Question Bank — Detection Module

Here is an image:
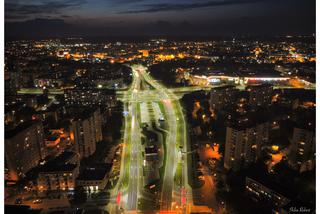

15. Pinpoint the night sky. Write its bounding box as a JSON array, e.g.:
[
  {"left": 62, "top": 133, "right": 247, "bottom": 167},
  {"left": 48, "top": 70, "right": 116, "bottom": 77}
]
[{"left": 5, "top": 0, "right": 316, "bottom": 39}]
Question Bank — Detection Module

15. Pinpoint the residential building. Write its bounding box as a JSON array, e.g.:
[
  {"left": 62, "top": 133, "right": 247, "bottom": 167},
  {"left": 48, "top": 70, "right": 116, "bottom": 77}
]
[
  {"left": 69, "top": 108, "right": 103, "bottom": 159},
  {"left": 5, "top": 121, "right": 46, "bottom": 181},
  {"left": 246, "top": 84, "right": 273, "bottom": 107},
  {"left": 224, "top": 121, "right": 269, "bottom": 171},
  {"left": 210, "top": 85, "right": 238, "bottom": 111},
  {"left": 288, "top": 127, "right": 315, "bottom": 172},
  {"left": 37, "top": 151, "right": 79, "bottom": 192},
  {"left": 37, "top": 164, "right": 79, "bottom": 192},
  {"left": 76, "top": 164, "right": 112, "bottom": 193},
  {"left": 245, "top": 177, "right": 291, "bottom": 209},
  {"left": 64, "top": 88, "right": 116, "bottom": 107}
]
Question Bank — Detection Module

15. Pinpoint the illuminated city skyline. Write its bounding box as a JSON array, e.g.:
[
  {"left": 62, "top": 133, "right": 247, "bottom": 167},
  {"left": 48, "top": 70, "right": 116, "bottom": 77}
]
[{"left": 4, "top": 1, "right": 316, "bottom": 214}]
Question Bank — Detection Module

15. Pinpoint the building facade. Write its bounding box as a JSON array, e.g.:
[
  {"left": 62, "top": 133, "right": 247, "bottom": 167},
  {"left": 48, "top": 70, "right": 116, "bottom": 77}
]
[
  {"left": 288, "top": 127, "right": 315, "bottom": 172},
  {"left": 245, "top": 177, "right": 290, "bottom": 208},
  {"left": 70, "top": 109, "right": 103, "bottom": 159},
  {"left": 210, "top": 85, "right": 238, "bottom": 111},
  {"left": 224, "top": 122, "right": 269, "bottom": 171},
  {"left": 76, "top": 164, "right": 112, "bottom": 193},
  {"left": 37, "top": 164, "right": 79, "bottom": 192},
  {"left": 64, "top": 88, "right": 117, "bottom": 107},
  {"left": 5, "top": 121, "right": 46, "bottom": 181},
  {"left": 247, "top": 84, "right": 273, "bottom": 107}
]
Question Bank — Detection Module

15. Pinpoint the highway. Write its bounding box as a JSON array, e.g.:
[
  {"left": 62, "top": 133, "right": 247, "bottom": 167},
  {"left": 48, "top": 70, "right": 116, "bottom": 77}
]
[
  {"left": 109, "top": 64, "right": 192, "bottom": 213},
  {"left": 126, "top": 71, "right": 142, "bottom": 211},
  {"left": 138, "top": 65, "right": 193, "bottom": 212},
  {"left": 139, "top": 70, "right": 178, "bottom": 211},
  {"left": 108, "top": 68, "right": 142, "bottom": 213}
]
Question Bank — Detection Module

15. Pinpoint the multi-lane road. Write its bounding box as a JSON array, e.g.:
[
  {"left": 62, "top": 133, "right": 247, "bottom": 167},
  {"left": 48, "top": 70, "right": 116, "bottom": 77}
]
[
  {"left": 139, "top": 66, "right": 193, "bottom": 212},
  {"left": 140, "top": 69, "right": 178, "bottom": 211},
  {"left": 108, "top": 67, "right": 142, "bottom": 213},
  {"left": 108, "top": 64, "right": 192, "bottom": 213},
  {"left": 126, "top": 68, "right": 143, "bottom": 211}
]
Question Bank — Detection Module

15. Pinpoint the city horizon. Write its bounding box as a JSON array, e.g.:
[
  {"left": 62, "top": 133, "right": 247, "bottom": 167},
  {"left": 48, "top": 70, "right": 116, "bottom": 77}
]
[{"left": 4, "top": 1, "right": 316, "bottom": 214}]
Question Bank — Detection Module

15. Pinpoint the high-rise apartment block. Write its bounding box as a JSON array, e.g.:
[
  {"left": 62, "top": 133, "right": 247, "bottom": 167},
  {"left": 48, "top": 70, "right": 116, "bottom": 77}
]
[
  {"left": 69, "top": 108, "right": 103, "bottom": 159},
  {"left": 288, "top": 127, "right": 315, "bottom": 172},
  {"left": 224, "top": 122, "right": 269, "bottom": 171},
  {"left": 210, "top": 85, "right": 238, "bottom": 111},
  {"left": 247, "top": 84, "right": 273, "bottom": 107},
  {"left": 64, "top": 88, "right": 116, "bottom": 107},
  {"left": 5, "top": 121, "right": 46, "bottom": 181}
]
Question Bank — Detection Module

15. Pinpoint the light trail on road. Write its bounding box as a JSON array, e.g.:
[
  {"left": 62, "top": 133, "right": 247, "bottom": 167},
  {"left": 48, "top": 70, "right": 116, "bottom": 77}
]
[
  {"left": 109, "top": 64, "right": 192, "bottom": 213},
  {"left": 108, "top": 67, "right": 142, "bottom": 213},
  {"left": 136, "top": 65, "right": 193, "bottom": 213}
]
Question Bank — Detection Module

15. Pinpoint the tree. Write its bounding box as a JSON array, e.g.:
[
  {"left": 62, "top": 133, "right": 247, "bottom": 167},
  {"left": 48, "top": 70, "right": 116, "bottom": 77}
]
[{"left": 72, "top": 186, "right": 87, "bottom": 205}]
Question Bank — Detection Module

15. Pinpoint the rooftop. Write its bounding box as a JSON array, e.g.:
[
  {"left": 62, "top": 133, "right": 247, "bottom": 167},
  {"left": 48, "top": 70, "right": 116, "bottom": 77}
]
[
  {"left": 77, "top": 164, "right": 112, "bottom": 180},
  {"left": 66, "top": 107, "right": 100, "bottom": 120},
  {"left": 38, "top": 163, "right": 77, "bottom": 173},
  {"left": 5, "top": 120, "right": 41, "bottom": 139},
  {"left": 51, "top": 151, "right": 77, "bottom": 164},
  {"left": 226, "top": 108, "right": 269, "bottom": 130}
]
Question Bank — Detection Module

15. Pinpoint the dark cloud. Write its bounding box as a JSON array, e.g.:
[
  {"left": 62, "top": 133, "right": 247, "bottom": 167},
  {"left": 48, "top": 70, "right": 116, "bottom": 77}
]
[
  {"left": 119, "top": 0, "right": 264, "bottom": 14},
  {"left": 111, "top": 0, "right": 147, "bottom": 4},
  {"left": 5, "top": 18, "right": 195, "bottom": 39},
  {"left": 5, "top": 13, "right": 28, "bottom": 20},
  {"left": 5, "top": 18, "right": 73, "bottom": 39},
  {"left": 60, "top": 15, "right": 73, "bottom": 18},
  {"left": 5, "top": 0, "right": 86, "bottom": 20},
  {"left": 4, "top": 0, "right": 315, "bottom": 38}
]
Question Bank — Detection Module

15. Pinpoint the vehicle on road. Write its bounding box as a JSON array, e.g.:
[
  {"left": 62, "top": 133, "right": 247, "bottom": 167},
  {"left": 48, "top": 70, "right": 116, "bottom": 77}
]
[
  {"left": 33, "top": 199, "right": 42, "bottom": 204},
  {"left": 15, "top": 198, "right": 22, "bottom": 204}
]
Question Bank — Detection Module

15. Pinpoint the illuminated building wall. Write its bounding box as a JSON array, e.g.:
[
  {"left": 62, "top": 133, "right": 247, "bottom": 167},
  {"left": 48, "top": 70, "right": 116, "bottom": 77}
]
[
  {"left": 34, "top": 78, "right": 63, "bottom": 88},
  {"left": 210, "top": 85, "right": 238, "bottom": 111},
  {"left": 56, "top": 50, "right": 69, "bottom": 58},
  {"left": 76, "top": 166, "right": 111, "bottom": 192},
  {"left": 139, "top": 50, "right": 149, "bottom": 57},
  {"left": 69, "top": 109, "right": 102, "bottom": 159},
  {"left": 37, "top": 164, "right": 79, "bottom": 192},
  {"left": 245, "top": 177, "right": 290, "bottom": 208},
  {"left": 224, "top": 122, "right": 269, "bottom": 171},
  {"left": 5, "top": 121, "right": 46, "bottom": 181},
  {"left": 92, "top": 52, "right": 107, "bottom": 59},
  {"left": 188, "top": 75, "right": 210, "bottom": 86},
  {"left": 289, "top": 127, "right": 315, "bottom": 172},
  {"left": 155, "top": 54, "right": 175, "bottom": 61},
  {"left": 247, "top": 84, "right": 273, "bottom": 107},
  {"left": 64, "top": 88, "right": 117, "bottom": 107}
]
